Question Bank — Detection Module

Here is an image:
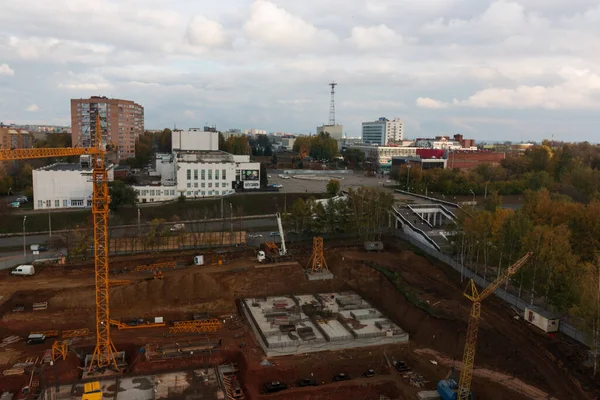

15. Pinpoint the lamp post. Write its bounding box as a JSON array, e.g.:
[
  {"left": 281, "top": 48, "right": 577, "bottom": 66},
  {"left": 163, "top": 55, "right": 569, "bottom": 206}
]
[
  {"left": 229, "top": 203, "right": 233, "bottom": 237},
  {"left": 22, "top": 216, "right": 27, "bottom": 259},
  {"left": 137, "top": 208, "right": 141, "bottom": 234},
  {"left": 7, "top": 187, "right": 12, "bottom": 197},
  {"left": 469, "top": 189, "right": 475, "bottom": 208},
  {"left": 406, "top": 164, "right": 411, "bottom": 191}
]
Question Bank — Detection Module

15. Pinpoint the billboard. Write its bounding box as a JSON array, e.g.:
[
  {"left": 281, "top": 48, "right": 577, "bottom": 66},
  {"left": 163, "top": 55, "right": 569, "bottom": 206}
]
[
  {"left": 244, "top": 181, "right": 260, "bottom": 189},
  {"left": 241, "top": 170, "right": 259, "bottom": 181}
]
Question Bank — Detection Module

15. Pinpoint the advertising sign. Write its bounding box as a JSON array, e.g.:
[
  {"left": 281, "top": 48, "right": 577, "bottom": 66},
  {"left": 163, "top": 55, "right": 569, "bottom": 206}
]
[
  {"left": 241, "top": 170, "right": 259, "bottom": 181},
  {"left": 244, "top": 181, "right": 260, "bottom": 189}
]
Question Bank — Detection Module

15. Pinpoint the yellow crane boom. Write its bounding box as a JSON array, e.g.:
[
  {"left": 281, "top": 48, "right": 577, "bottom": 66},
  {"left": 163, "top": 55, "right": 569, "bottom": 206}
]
[
  {"left": 0, "top": 115, "right": 119, "bottom": 372},
  {"left": 457, "top": 251, "right": 532, "bottom": 399}
]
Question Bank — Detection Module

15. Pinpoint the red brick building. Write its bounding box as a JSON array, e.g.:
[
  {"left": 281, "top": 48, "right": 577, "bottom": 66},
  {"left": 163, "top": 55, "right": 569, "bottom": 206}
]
[{"left": 447, "top": 150, "right": 505, "bottom": 170}]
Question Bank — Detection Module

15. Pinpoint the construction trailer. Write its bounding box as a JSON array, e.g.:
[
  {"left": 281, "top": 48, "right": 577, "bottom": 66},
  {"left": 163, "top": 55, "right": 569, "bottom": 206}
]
[{"left": 524, "top": 306, "right": 560, "bottom": 333}]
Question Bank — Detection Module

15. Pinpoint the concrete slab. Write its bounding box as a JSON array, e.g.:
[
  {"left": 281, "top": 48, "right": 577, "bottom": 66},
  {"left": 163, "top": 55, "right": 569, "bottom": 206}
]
[{"left": 305, "top": 270, "right": 334, "bottom": 281}]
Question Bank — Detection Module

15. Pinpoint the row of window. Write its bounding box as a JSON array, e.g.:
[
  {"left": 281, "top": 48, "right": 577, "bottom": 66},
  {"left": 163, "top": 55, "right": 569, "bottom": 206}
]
[
  {"left": 186, "top": 169, "right": 227, "bottom": 181},
  {"left": 185, "top": 190, "right": 232, "bottom": 197},
  {"left": 136, "top": 189, "right": 177, "bottom": 197},
  {"left": 186, "top": 182, "right": 228, "bottom": 189},
  {"left": 36, "top": 199, "right": 88, "bottom": 208}
]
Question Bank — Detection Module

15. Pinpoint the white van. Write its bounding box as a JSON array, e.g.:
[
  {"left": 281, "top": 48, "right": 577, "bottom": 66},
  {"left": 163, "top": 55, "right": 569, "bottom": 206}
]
[
  {"left": 12, "top": 265, "right": 35, "bottom": 276},
  {"left": 170, "top": 223, "right": 185, "bottom": 232}
]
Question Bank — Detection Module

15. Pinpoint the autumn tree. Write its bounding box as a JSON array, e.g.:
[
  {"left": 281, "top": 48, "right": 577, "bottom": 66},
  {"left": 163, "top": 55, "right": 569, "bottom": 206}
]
[{"left": 326, "top": 179, "right": 340, "bottom": 197}]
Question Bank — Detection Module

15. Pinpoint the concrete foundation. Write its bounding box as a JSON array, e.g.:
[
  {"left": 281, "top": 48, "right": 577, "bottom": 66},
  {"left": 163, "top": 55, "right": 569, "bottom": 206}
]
[
  {"left": 242, "top": 291, "right": 409, "bottom": 357},
  {"left": 305, "top": 270, "right": 334, "bottom": 281}
]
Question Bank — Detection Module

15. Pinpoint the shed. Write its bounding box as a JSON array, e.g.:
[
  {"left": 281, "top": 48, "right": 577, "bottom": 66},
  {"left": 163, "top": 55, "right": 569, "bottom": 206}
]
[{"left": 524, "top": 306, "right": 560, "bottom": 333}]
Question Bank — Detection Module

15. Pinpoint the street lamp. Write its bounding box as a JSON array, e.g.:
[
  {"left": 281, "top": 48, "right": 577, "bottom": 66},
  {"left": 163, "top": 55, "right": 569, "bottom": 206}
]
[
  {"left": 137, "top": 208, "right": 141, "bottom": 234},
  {"left": 7, "top": 187, "right": 12, "bottom": 197},
  {"left": 229, "top": 203, "right": 234, "bottom": 240},
  {"left": 22, "top": 216, "right": 27, "bottom": 259},
  {"left": 484, "top": 181, "right": 490, "bottom": 199},
  {"left": 406, "top": 164, "right": 411, "bottom": 191},
  {"left": 469, "top": 189, "right": 475, "bottom": 208}
]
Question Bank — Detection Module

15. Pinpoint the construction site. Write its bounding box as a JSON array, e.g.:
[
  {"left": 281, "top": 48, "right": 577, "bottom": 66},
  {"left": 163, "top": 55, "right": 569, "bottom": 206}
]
[{"left": 1, "top": 121, "right": 600, "bottom": 400}]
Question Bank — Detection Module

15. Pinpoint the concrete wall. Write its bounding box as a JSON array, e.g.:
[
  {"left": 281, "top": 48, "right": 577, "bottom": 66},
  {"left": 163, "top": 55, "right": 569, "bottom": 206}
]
[
  {"left": 172, "top": 129, "right": 219, "bottom": 151},
  {"left": 133, "top": 185, "right": 178, "bottom": 203}
]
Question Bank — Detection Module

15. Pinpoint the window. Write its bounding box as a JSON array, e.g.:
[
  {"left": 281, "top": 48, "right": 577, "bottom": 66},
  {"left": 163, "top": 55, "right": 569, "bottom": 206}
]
[
  {"left": 208, "top": 190, "right": 213, "bottom": 195},
  {"left": 72, "top": 199, "right": 84, "bottom": 207},
  {"left": 46, "top": 200, "right": 51, "bottom": 208},
  {"left": 215, "top": 190, "right": 219, "bottom": 195},
  {"left": 201, "top": 169, "right": 205, "bottom": 180},
  {"left": 157, "top": 190, "right": 162, "bottom": 196},
  {"left": 215, "top": 169, "right": 219, "bottom": 180},
  {"left": 55, "top": 200, "right": 60, "bottom": 208},
  {"left": 222, "top": 169, "right": 226, "bottom": 180},
  {"left": 187, "top": 169, "right": 191, "bottom": 180},
  {"left": 194, "top": 169, "right": 198, "bottom": 180},
  {"left": 194, "top": 182, "right": 198, "bottom": 188},
  {"left": 38, "top": 200, "right": 43, "bottom": 208},
  {"left": 63, "top": 199, "right": 68, "bottom": 207},
  {"left": 187, "top": 183, "right": 191, "bottom": 188},
  {"left": 142, "top": 190, "right": 148, "bottom": 195},
  {"left": 194, "top": 191, "right": 198, "bottom": 196},
  {"left": 150, "top": 190, "right": 155, "bottom": 196},
  {"left": 208, "top": 183, "right": 212, "bottom": 188},
  {"left": 201, "top": 191, "right": 206, "bottom": 196},
  {"left": 201, "top": 183, "right": 205, "bottom": 188},
  {"left": 215, "top": 183, "right": 219, "bottom": 188},
  {"left": 222, "top": 183, "right": 227, "bottom": 188},
  {"left": 187, "top": 191, "right": 192, "bottom": 196},
  {"left": 208, "top": 169, "right": 213, "bottom": 179}
]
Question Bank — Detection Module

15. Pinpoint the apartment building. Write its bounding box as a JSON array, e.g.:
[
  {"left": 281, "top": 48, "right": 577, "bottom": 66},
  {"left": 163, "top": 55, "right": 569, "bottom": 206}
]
[
  {"left": 361, "top": 118, "right": 403, "bottom": 145},
  {"left": 70, "top": 96, "right": 144, "bottom": 160}
]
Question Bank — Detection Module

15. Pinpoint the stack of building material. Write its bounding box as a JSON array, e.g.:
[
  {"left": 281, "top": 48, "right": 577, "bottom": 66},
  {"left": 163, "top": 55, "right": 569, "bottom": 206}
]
[
  {"left": 2, "top": 368, "right": 24, "bottom": 376},
  {"left": 297, "top": 326, "right": 316, "bottom": 341},
  {"left": 417, "top": 391, "right": 440, "bottom": 399},
  {"left": 272, "top": 299, "right": 289, "bottom": 309},
  {"left": 33, "top": 302, "right": 48, "bottom": 311},
  {"left": 279, "top": 325, "right": 296, "bottom": 333},
  {"left": 0, "top": 336, "right": 21, "bottom": 348}
]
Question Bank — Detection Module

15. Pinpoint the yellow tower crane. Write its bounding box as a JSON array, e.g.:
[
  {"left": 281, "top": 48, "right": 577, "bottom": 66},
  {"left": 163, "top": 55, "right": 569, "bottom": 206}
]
[
  {"left": 443, "top": 251, "right": 532, "bottom": 400},
  {"left": 0, "top": 115, "right": 119, "bottom": 372}
]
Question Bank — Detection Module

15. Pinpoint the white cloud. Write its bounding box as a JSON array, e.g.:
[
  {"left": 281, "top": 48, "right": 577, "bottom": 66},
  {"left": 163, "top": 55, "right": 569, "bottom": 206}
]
[
  {"left": 58, "top": 82, "right": 113, "bottom": 91},
  {"left": 0, "top": 63, "right": 14, "bottom": 76},
  {"left": 186, "top": 16, "right": 229, "bottom": 48},
  {"left": 26, "top": 104, "right": 39, "bottom": 112},
  {"left": 416, "top": 97, "right": 448, "bottom": 109},
  {"left": 244, "top": 0, "right": 337, "bottom": 50},
  {"left": 351, "top": 25, "right": 402, "bottom": 51}
]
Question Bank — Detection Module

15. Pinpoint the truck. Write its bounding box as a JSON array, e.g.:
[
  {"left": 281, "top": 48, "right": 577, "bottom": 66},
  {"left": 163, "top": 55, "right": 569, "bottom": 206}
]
[
  {"left": 170, "top": 223, "right": 185, "bottom": 232},
  {"left": 30, "top": 244, "right": 47, "bottom": 252},
  {"left": 193, "top": 255, "right": 204, "bottom": 266},
  {"left": 257, "top": 213, "right": 292, "bottom": 263},
  {"left": 11, "top": 265, "right": 35, "bottom": 276}
]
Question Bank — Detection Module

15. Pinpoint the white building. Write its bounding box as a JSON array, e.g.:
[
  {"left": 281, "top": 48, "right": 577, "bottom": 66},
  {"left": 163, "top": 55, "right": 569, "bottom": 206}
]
[
  {"left": 172, "top": 128, "right": 219, "bottom": 151},
  {"left": 133, "top": 129, "right": 261, "bottom": 203},
  {"left": 33, "top": 156, "right": 114, "bottom": 210},
  {"left": 415, "top": 138, "right": 461, "bottom": 150},
  {"left": 362, "top": 118, "right": 404, "bottom": 145},
  {"left": 245, "top": 128, "right": 267, "bottom": 135},
  {"left": 280, "top": 137, "right": 296, "bottom": 150}
]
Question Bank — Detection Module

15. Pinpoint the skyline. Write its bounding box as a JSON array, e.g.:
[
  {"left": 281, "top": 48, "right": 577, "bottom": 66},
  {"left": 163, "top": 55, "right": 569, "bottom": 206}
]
[{"left": 1, "top": 0, "right": 599, "bottom": 142}]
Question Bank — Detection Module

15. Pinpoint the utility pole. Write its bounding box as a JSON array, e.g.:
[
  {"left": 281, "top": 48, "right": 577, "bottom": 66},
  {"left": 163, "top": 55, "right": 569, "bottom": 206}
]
[
  {"left": 22, "top": 216, "right": 27, "bottom": 259},
  {"left": 48, "top": 211, "right": 52, "bottom": 237},
  {"left": 137, "top": 208, "right": 141, "bottom": 234},
  {"left": 229, "top": 203, "right": 233, "bottom": 238},
  {"left": 406, "top": 164, "right": 411, "bottom": 191},
  {"left": 469, "top": 189, "right": 475, "bottom": 208}
]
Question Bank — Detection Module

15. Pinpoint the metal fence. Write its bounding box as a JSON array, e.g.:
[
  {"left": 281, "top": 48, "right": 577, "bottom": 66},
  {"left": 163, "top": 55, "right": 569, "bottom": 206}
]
[{"left": 395, "top": 231, "right": 589, "bottom": 347}]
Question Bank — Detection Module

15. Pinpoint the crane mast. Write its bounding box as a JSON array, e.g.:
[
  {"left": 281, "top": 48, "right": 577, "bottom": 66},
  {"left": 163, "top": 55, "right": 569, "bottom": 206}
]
[
  {"left": 456, "top": 252, "right": 532, "bottom": 399},
  {"left": 0, "top": 114, "right": 119, "bottom": 372}
]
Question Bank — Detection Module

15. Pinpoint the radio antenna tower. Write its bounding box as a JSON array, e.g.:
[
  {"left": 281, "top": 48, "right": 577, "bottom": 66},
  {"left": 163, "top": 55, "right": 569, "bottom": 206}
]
[{"left": 329, "top": 81, "right": 337, "bottom": 125}]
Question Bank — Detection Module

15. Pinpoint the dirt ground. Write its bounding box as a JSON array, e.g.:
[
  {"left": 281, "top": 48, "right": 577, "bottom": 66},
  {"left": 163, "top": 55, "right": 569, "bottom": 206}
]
[{"left": 0, "top": 241, "right": 598, "bottom": 399}]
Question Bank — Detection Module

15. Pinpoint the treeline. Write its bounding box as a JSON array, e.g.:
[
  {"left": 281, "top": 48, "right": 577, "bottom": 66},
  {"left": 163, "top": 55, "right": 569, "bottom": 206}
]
[
  {"left": 393, "top": 142, "right": 600, "bottom": 202},
  {"left": 286, "top": 187, "right": 393, "bottom": 241},
  {"left": 292, "top": 132, "right": 339, "bottom": 161},
  {"left": 126, "top": 129, "right": 172, "bottom": 168},
  {"left": 451, "top": 188, "right": 600, "bottom": 342}
]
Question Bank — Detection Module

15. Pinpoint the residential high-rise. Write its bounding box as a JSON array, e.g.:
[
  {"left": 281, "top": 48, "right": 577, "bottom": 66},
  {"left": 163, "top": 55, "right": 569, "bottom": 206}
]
[
  {"left": 70, "top": 96, "right": 144, "bottom": 160},
  {"left": 361, "top": 117, "right": 404, "bottom": 145}
]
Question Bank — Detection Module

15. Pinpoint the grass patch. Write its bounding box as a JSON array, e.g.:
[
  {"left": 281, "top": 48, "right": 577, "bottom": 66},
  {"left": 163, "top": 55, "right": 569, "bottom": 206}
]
[{"left": 364, "top": 260, "right": 442, "bottom": 317}]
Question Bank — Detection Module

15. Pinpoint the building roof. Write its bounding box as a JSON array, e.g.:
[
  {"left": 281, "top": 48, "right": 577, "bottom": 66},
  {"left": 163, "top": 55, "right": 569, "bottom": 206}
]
[
  {"left": 175, "top": 150, "right": 235, "bottom": 163},
  {"left": 527, "top": 305, "right": 560, "bottom": 320},
  {"left": 38, "top": 162, "right": 114, "bottom": 172}
]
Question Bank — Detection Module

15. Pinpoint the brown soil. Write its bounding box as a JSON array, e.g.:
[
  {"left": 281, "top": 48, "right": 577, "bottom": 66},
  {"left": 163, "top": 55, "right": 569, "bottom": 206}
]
[{"left": 0, "top": 242, "right": 597, "bottom": 400}]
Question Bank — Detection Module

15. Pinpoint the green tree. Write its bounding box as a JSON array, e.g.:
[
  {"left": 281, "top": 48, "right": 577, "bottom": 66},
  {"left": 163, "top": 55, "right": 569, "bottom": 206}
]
[
  {"left": 343, "top": 148, "right": 365, "bottom": 168},
  {"left": 309, "top": 132, "right": 338, "bottom": 161},
  {"left": 224, "top": 136, "right": 251, "bottom": 155},
  {"left": 108, "top": 180, "right": 138, "bottom": 211},
  {"left": 260, "top": 163, "right": 268, "bottom": 188},
  {"left": 326, "top": 179, "right": 340, "bottom": 197},
  {"left": 293, "top": 136, "right": 311, "bottom": 158}
]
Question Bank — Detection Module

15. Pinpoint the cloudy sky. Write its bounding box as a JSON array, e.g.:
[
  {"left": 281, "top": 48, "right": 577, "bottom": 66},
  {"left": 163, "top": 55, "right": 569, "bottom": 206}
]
[{"left": 1, "top": 0, "right": 599, "bottom": 142}]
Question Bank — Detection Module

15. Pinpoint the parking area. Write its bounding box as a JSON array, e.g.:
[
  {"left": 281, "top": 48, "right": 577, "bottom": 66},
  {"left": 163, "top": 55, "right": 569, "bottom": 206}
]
[{"left": 267, "top": 172, "right": 394, "bottom": 194}]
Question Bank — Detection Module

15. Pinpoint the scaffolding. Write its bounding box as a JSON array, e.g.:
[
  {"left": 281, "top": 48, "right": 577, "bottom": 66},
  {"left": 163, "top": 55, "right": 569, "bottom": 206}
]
[
  {"left": 135, "top": 261, "right": 177, "bottom": 272},
  {"left": 306, "top": 237, "right": 329, "bottom": 274},
  {"left": 52, "top": 340, "right": 69, "bottom": 361}
]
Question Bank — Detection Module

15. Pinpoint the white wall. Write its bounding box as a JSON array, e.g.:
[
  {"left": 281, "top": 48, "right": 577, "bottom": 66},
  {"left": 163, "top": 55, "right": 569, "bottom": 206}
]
[
  {"left": 133, "top": 185, "right": 178, "bottom": 203},
  {"left": 176, "top": 161, "right": 236, "bottom": 198},
  {"left": 33, "top": 165, "right": 114, "bottom": 210},
  {"left": 172, "top": 129, "right": 219, "bottom": 151},
  {"left": 155, "top": 154, "right": 175, "bottom": 184}
]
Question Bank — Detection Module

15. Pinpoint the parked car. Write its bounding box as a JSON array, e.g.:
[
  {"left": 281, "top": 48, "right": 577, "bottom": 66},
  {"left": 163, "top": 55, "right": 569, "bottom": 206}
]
[
  {"left": 297, "top": 378, "right": 317, "bottom": 387},
  {"left": 9, "top": 201, "right": 20, "bottom": 208},
  {"left": 170, "top": 223, "right": 185, "bottom": 232},
  {"left": 333, "top": 373, "right": 351, "bottom": 382},
  {"left": 263, "top": 381, "right": 287, "bottom": 393},
  {"left": 248, "top": 233, "right": 263, "bottom": 239},
  {"left": 16, "top": 196, "right": 28, "bottom": 203},
  {"left": 27, "top": 333, "right": 46, "bottom": 345},
  {"left": 269, "top": 232, "right": 280, "bottom": 237},
  {"left": 30, "top": 244, "right": 47, "bottom": 252},
  {"left": 363, "top": 369, "right": 376, "bottom": 378}
]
